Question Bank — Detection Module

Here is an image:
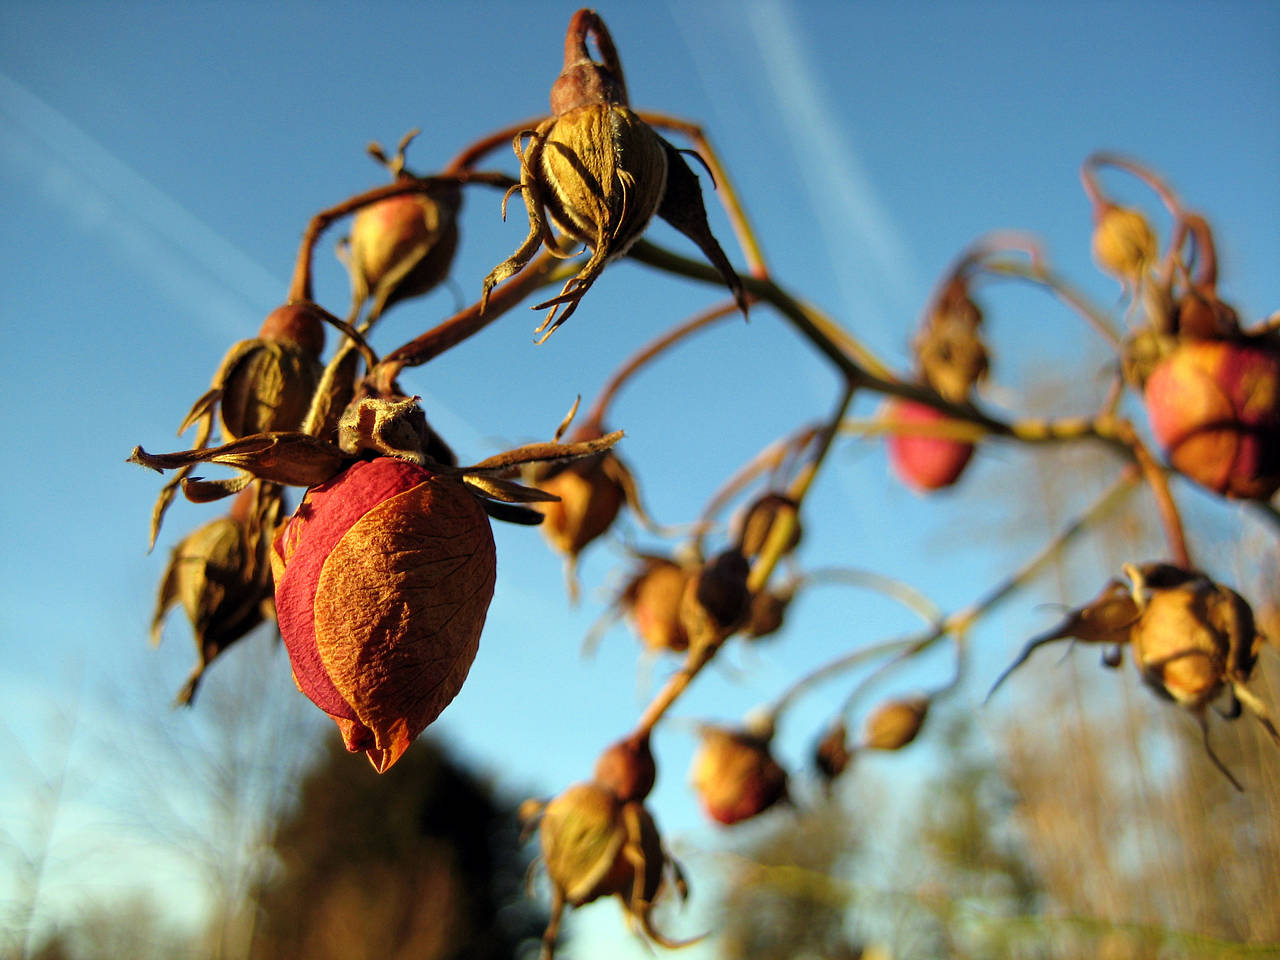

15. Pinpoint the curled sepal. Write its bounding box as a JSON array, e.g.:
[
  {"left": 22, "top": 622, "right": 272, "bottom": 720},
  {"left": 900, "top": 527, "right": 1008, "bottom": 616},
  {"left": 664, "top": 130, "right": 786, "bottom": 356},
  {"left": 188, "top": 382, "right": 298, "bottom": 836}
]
[
  {"left": 151, "top": 484, "right": 281, "bottom": 705},
  {"left": 128, "top": 432, "right": 348, "bottom": 492}
]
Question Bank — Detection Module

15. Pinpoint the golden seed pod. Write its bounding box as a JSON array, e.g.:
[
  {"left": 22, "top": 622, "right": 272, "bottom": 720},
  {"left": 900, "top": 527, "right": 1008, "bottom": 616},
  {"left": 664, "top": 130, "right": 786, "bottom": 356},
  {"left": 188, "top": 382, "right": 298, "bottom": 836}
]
[
  {"left": 861, "top": 695, "right": 930, "bottom": 751},
  {"left": 1092, "top": 204, "right": 1157, "bottom": 285},
  {"left": 690, "top": 726, "right": 789, "bottom": 825},
  {"left": 623, "top": 557, "right": 692, "bottom": 654}
]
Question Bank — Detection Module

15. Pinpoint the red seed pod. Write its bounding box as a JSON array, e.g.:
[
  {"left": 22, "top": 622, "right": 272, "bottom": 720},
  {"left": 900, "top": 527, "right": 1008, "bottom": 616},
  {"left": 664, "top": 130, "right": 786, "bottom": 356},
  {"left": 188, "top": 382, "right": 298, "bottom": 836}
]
[
  {"left": 690, "top": 725, "right": 788, "bottom": 825},
  {"left": 884, "top": 400, "right": 975, "bottom": 492},
  {"left": 1143, "top": 336, "right": 1280, "bottom": 500},
  {"left": 593, "top": 732, "right": 656, "bottom": 803},
  {"left": 271, "top": 457, "right": 496, "bottom": 772}
]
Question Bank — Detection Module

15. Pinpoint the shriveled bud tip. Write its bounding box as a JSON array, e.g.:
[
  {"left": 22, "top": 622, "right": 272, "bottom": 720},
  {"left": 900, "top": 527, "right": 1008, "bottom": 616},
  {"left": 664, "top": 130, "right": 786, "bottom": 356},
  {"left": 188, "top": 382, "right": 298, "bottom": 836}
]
[
  {"left": 1092, "top": 205, "right": 1157, "bottom": 284},
  {"left": 594, "top": 733, "right": 656, "bottom": 803},
  {"left": 551, "top": 9, "right": 628, "bottom": 114},
  {"left": 861, "top": 696, "right": 930, "bottom": 751}
]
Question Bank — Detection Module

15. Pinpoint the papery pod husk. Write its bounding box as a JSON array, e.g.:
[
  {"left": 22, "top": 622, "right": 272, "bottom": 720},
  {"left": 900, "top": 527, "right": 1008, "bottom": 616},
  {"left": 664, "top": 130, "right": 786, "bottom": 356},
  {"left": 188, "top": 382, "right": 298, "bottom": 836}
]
[
  {"left": 737, "top": 493, "right": 801, "bottom": 560},
  {"left": 1128, "top": 574, "right": 1245, "bottom": 708},
  {"left": 1143, "top": 335, "right": 1280, "bottom": 500},
  {"left": 151, "top": 484, "right": 280, "bottom": 704},
  {"left": 348, "top": 182, "right": 462, "bottom": 319},
  {"left": 1093, "top": 204, "right": 1157, "bottom": 285},
  {"left": 215, "top": 303, "right": 327, "bottom": 442},
  {"left": 679, "top": 548, "right": 751, "bottom": 649},
  {"left": 690, "top": 726, "right": 788, "bottom": 825},
  {"left": 272, "top": 457, "right": 495, "bottom": 772},
  {"left": 624, "top": 557, "right": 692, "bottom": 653},
  {"left": 540, "top": 782, "right": 629, "bottom": 906},
  {"left": 861, "top": 696, "right": 929, "bottom": 751}
]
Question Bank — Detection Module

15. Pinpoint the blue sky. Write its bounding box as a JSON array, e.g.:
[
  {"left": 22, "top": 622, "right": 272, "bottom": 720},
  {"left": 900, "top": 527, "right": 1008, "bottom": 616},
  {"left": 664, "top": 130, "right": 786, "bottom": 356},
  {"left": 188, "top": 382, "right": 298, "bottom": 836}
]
[{"left": 2, "top": 1, "right": 1278, "bottom": 956}]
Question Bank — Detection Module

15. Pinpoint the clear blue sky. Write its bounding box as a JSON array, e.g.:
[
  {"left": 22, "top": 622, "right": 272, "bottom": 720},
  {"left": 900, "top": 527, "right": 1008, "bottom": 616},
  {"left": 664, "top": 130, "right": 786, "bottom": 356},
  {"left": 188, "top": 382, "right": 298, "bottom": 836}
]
[{"left": 2, "top": 1, "right": 1278, "bottom": 955}]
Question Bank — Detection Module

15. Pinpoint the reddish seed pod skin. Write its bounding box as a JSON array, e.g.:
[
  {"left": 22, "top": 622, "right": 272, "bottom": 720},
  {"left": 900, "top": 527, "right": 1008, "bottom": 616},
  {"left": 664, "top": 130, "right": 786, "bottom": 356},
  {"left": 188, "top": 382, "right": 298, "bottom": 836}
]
[
  {"left": 690, "top": 727, "right": 788, "bottom": 826},
  {"left": 272, "top": 457, "right": 496, "bottom": 772},
  {"left": 885, "top": 400, "right": 975, "bottom": 492},
  {"left": 1144, "top": 338, "right": 1280, "bottom": 500}
]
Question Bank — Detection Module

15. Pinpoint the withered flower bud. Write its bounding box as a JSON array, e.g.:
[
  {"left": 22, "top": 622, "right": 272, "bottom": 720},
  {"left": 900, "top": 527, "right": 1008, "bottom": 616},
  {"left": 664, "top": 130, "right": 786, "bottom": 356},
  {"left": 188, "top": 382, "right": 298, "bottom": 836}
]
[
  {"left": 348, "top": 180, "right": 462, "bottom": 319},
  {"left": 690, "top": 724, "right": 789, "bottom": 825},
  {"left": 213, "top": 303, "right": 326, "bottom": 442},
  {"left": 593, "top": 732, "right": 656, "bottom": 803},
  {"left": 736, "top": 492, "right": 802, "bottom": 560},
  {"left": 483, "top": 9, "right": 743, "bottom": 341},
  {"left": 813, "top": 722, "right": 853, "bottom": 784},
  {"left": 1092, "top": 204, "right": 1157, "bottom": 286},
  {"left": 861, "top": 695, "right": 929, "bottom": 751},
  {"left": 151, "top": 485, "right": 278, "bottom": 704},
  {"left": 884, "top": 400, "right": 975, "bottom": 492},
  {"left": 680, "top": 548, "right": 752, "bottom": 649},
  {"left": 271, "top": 457, "right": 496, "bottom": 772},
  {"left": 914, "top": 275, "right": 989, "bottom": 403},
  {"left": 622, "top": 556, "right": 692, "bottom": 654},
  {"left": 1143, "top": 333, "right": 1280, "bottom": 499},
  {"left": 537, "top": 782, "right": 692, "bottom": 957}
]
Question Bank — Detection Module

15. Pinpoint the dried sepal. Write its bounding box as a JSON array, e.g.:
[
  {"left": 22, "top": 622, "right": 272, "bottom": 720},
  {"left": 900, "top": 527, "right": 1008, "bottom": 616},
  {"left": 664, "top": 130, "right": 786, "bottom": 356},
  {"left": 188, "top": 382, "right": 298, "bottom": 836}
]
[
  {"left": 151, "top": 484, "right": 281, "bottom": 704},
  {"left": 129, "top": 432, "right": 348, "bottom": 491}
]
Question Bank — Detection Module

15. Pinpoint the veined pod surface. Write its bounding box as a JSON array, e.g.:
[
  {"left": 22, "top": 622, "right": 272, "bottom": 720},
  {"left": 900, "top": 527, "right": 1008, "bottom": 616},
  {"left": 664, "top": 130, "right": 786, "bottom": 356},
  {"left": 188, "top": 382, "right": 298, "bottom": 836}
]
[{"left": 272, "top": 457, "right": 496, "bottom": 772}]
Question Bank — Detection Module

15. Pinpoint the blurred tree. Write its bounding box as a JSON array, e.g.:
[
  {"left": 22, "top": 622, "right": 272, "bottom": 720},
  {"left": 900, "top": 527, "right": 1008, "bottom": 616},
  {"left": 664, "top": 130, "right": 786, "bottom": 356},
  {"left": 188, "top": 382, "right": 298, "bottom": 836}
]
[{"left": 246, "top": 737, "right": 545, "bottom": 960}]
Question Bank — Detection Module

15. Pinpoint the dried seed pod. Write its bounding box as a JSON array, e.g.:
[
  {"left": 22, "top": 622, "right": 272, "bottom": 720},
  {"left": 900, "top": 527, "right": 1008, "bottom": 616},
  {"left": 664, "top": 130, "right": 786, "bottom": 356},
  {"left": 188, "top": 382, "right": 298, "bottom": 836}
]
[
  {"left": 532, "top": 422, "right": 629, "bottom": 562},
  {"left": 1143, "top": 334, "right": 1280, "bottom": 499},
  {"left": 813, "top": 722, "right": 853, "bottom": 784},
  {"left": 861, "top": 695, "right": 930, "bottom": 751},
  {"left": 151, "top": 485, "right": 279, "bottom": 704},
  {"left": 622, "top": 556, "right": 691, "bottom": 654},
  {"left": 537, "top": 782, "right": 692, "bottom": 958},
  {"left": 680, "top": 548, "right": 751, "bottom": 649},
  {"left": 348, "top": 180, "right": 462, "bottom": 319},
  {"left": 914, "top": 275, "right": 989, "bottom": 403},
  {"left": 271, "top": 457, "right": 495, "bottom": 772},
  {"left": 1092, "top": 204, "right": 1157, "bottom": 286},
  {"left": 884, "top": 400, "right": 975, "bottom": 492},
  {"left": 482, "top": 9, "right": 743, "bottom": 341},
  {"left": 213, "top": 303, "right": 326, "bottom": 441},
  {"left": 742, "top": 586, "right": 792, "bottom": 641},
  {"left": 736, "top": 492, "right": 801, "bottom": 559},
  {"left": 690, "top": 725, "right": 789, "bottom": 825},
  {"left": 593, "top": 732, "right": 656, "bottom": 803}
]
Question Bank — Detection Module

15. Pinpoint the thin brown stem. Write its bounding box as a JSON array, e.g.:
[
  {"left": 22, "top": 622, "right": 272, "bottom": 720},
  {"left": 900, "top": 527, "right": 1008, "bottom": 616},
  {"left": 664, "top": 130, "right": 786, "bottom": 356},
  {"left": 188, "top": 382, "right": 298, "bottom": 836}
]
[
  {"left": 584, "top": 298, "right": 743, "bottom": 427},
  {"left": 444, "top": 119, "right": 547, "bottom": 173},
  {"left": 1114, "top": 420, "right": 1192, "bottom": 567}
]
